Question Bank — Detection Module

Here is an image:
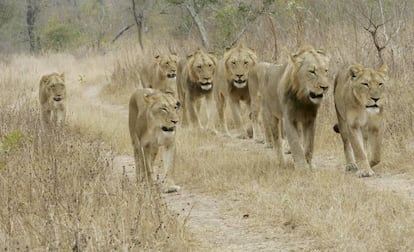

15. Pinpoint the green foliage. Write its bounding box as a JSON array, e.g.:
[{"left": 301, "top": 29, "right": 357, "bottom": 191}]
[
  {"left": 41, "top": 20, "right": 82, "bottom": 51},
  {"left": 0, "top": 0, "right": 15, "bottom": 29},
  {"left": 0, "top": 130, "right": 32, "bottom": 154}
]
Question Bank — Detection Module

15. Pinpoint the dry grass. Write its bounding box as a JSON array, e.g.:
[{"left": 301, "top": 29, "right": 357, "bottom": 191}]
[{"left": 0, "top": 54, "right": 191, "bottom": 251}]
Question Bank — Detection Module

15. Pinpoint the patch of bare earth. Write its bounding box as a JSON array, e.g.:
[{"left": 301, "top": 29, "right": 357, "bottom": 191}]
[{"left": 85, "top": 83, "right": 414, "bottom": 250}]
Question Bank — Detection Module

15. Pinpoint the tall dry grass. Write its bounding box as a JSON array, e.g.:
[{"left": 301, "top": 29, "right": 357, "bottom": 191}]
[{"left": 0, "top": 54, "right": 191, "bottom": 251}]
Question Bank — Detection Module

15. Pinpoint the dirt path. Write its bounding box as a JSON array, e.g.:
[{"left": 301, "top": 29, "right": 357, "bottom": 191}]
[{"left": 83, "top": 83, "right": 414, "bottom": 251}]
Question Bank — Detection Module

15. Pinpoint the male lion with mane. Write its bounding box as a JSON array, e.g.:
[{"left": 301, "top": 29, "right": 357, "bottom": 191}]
[
  {"left": 139, "top": 54, "right": 179, "bottom": 97},
  {"left": 39, "top": 72, "right": 66, "bottom": 127},
  {"left": 128, "top": 88, "right": 181, "bottom": 193},
  {"left": 176, "top": 49, "right": 217, "bottom": 128},
  {"left": 214, "top": 43, "right": 257, "bottom": 137},
  {"left": 334, "top": 64, "right": 388, "bottom": 177},
  {"left": 260, "top": 45, "right": 330, "bottom": 169}
]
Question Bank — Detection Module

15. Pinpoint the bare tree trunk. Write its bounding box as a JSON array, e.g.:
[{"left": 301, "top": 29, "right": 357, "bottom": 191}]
[
  {"left": 267, "top": 15, "right": 278, "bottom": 61},
  {"left": 131, "top": 0, "right": 145, "bottom": 51},
  {"left": 26, "top": 0, "right": 39, "bottom": 53},
  {"left": 184, "top": 2, "right": 209, "bottom": 49}
]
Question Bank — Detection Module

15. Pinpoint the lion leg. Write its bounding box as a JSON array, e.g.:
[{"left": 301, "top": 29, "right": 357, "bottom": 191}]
[
  {"left": 229, "top": 98, "right": 246, "bottom": 138},
  {"left": 133, "top": 142, "right": 146, "bottom": 183},
  {"left": 270, "top": 116, "right": 284, "bottom": 165},
  {"left": 283, "top": 117, "right": 309, "bottom": 170},
  {"left": 261, "top": 107, "right": 274, "bottom": 148},
  {"left": 215, "top": 93, "right": 229, "bottom": 135},
  {"left": 205, "top": 94, "right": 215, "bottom": 131},
  {"left": 181, "top": 93, "right": 190, "bottom": 127},
  {"left": 347, "top": 126, "right": 374, "bottom": 177},
  {"left": 367, "top": 127, "right": 382, "bottom": 167},
  {"left": 336, "top": 115, "right": 357, "bottom": 172},
  {"left": 250, "top": 93, "right": 263, "bottom": 143},
  {"left": 187, "top": 95, "right": 201, "bottom": 128},
  {"left": 303, "top": 120, "right": 316, "bottom": 170},
  {"left": 161, "top": 144, "right": 180, "bottom": 193},
  {"left": 41, "top": 108, "right": 52, "bottom": 126},
  {"left": 55, "top": 107, "right": 66, "bottom": 126}
]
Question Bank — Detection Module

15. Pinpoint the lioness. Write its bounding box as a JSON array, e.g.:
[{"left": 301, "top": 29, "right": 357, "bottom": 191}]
[
  {"left": 260, "top": 46, "right": 330, "bottom": 169},
  {"left": 176, "top": 49, "right": 217, "bottom": 128},
  {"left": 334, "top": 64, "right": 388, "bottom": 177},
  {"left": 214, "top": 44, "right": 257, "bottom": 137},
  {"left": 128, "top": 88, "right": 181, "bottom": 193},
  {"left": 139, "top": 54, "right": 179, "bottom": 97},
  {"left": 39, "top": 72, "right": 66, "bottom": 127},
  {"left": 248, "top": 62, "right": 279, "bottom": 143}
]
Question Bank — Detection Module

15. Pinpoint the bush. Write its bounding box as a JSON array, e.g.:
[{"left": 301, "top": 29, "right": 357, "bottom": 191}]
[{"left": 41, "top": 21, "right": 82, "bottom": 51}]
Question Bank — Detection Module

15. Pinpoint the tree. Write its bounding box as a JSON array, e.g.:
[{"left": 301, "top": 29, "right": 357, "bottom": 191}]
[
  {"left": 26, "top": 0, "right": 42, "bottom": 53},
  {"left": 130, "top": 0, "right": 153, "bottom": 51},
  {"left": 167, "top": 0, "right": 217, "bottom": 49},
  {"left": 347, "top": 0, "right": 407, "bottom": 66}
]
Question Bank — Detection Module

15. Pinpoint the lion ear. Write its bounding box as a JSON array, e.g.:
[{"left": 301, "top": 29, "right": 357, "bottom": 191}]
[
  {"left": 378, "top": 64, "right": 388, "bottom": 75},
  {"left": 349, "top": 64, "right": 364, "bottom": 78},
  {"left": 143, "top": 93, "right": 157, "bottom": 104},
  {"left": 60, "top": 73, "right": 65, "bottom": 81},
  {"left": 290, "top": 52, "right": 303, "bottom": 65}
]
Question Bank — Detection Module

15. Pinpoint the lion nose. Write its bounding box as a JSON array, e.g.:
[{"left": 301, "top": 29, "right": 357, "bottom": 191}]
[
  {"left": 371, "top": 97, "right": 380, "bottom": 102},
  {"left": 236, "top": 74, "right": 243, "bottom": 79}
]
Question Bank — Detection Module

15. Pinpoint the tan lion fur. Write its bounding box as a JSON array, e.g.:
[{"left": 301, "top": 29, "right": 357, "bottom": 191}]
[
  {"left": 259, "top": 45, "right": 330, "bottom": 169},
  {"left": 128, "top": 88, "right": 181, "bottom": 193},
  {"left": 176, "top": 49, "right": 217, "bottom": 128},
  {"left": 334, "top": 64, "right": 388, "bottom": 177},
  {"left": 139, "top": 54, "right": 179, "bottom": 97},
  {"left": 213, "top": 44, "right": 257, "bottom": 137},
  {"left": 39, "top": 72, "right": 67, "bottom": 127}
]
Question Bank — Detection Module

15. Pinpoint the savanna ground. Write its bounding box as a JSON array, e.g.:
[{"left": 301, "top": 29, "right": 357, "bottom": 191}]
[{"left": 2, "top": 25, "right": 414, "bottom": 252}]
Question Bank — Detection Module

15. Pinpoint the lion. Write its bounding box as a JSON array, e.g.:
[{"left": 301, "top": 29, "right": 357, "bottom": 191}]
[
  {"left": 248, "top": 62, "right": 280, "bottom": 144},
  {"left": 39, "top": 72, "right": 66, "bottom": 127},
  {"left": 333, "top": 64, "right": 388, "bottom": 177},
  {"left": 259, "top": 45, "right": 330, "bottom": 169},
  {"left": 128, "top": 88, "right": 181, "bottom": 193},
  {"left": 214, "top": 44, "right": 257, "bottom": 138},
  {"left": 139, "top": 54, "right": 179, "bottom": 97},
  {"left": 176, "top": 49, "right": 217, "bottom": 128}
]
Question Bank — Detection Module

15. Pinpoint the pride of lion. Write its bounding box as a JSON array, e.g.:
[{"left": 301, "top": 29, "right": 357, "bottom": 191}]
[{"left": 39, "top": 43, "right": 389, "bottom": 193}]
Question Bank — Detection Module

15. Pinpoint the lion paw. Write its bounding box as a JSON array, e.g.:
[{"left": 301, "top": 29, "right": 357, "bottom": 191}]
[
  {"left": 356, "top": 168, "right": 375, "bottom": 178},
  {"left": 345, "top": 163, "right": 358, "bottom": 172}
]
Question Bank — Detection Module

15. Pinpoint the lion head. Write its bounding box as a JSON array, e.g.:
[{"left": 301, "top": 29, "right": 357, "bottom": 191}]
[
  {"left": 155, "top": 54, "right": 179, "bottom": 79},
  {"left": 187, "top": 49, "right": 217, "bottom": 91},
  {"left": 224, "top": 44, "right": 257, "bottom": 89},
  {"left": 348, "top": 64, "right": 388, "bottom": 113},
  {"left": 43, "top": 73, "right": 66, "bottom": 104},
  {"left": 289, "top": 45, "right": 330, "bottom": 105},
  {"left": 144, "top": 91, "right": 181, "bottom": 133}
]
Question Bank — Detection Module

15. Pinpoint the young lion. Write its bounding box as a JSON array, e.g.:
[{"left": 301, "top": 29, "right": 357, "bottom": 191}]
[
  {"left": 260, "top": 46, "right": 330, "bottom": 169},
  {"left": 128, "top": 88, "right": 181, "bottom": 193},
  {"left": 214, "top": 44, "right": 257, "bottom": 138},
  {"left": 139, "top": 54, "right": 179, "bottom": 97},
  {"left": 176, "top": 49, "right": 217, "bottom": 128},
  {"left": 334, "top": 64, "right": 388, "bottom": 177},
  {"left": 39, "top": 72, "right": 66, "bottom": 127}
]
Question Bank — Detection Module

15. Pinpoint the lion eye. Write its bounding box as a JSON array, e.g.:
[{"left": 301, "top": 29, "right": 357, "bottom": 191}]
[
  {"left": 244, "top": 61, "right": 249, "bottom": 65},
  {"left": 378, "top": 82, "right": 383, "bottom": 86},
  {"left": 208, "top": 64, "right": 212, "bottom": 67},
  {"left": 161, "top": 108, "right": 168, "bottom": 113},
  {"left": 231, "top": 61, "right": 236, "bottom": 65},
  {"left": 361, "top": 83, "right": 369, "bottom": 87},
  {"left": 175, "top": 101, "right": 181, "bottom": 109},
  {"left": 325, "top": 69, "right": 328, "bottom": 73},
  {"left": 309, "top": 70, "right": 316, "bottom": 75},
  {"left": 197, "top": 65, "right": 202, "bottom": 69}
]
